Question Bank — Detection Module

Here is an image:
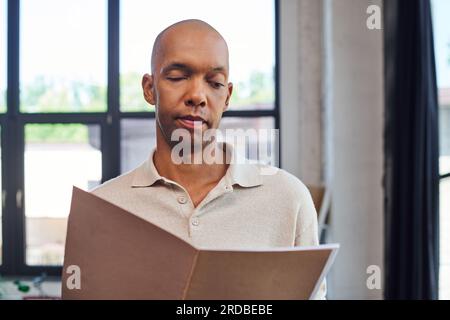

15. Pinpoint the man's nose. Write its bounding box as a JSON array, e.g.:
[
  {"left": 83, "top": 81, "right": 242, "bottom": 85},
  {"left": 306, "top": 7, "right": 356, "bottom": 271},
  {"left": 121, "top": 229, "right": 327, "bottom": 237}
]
[{"left": 185, "top": 78, "right": 207, "bottom": 108}]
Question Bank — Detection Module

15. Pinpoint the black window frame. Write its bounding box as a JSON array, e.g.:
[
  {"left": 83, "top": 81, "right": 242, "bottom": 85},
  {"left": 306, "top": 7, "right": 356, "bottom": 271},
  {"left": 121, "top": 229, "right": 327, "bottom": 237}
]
[{"left": 0, "top": 0, "right": 280, "bottom": 277}]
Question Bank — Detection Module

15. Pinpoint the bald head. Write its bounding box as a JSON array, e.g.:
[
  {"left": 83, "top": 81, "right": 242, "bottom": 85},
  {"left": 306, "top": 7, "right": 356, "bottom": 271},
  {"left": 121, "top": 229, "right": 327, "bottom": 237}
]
[{"left": 150, "top": 19, "right": 229, "bottom": 76}]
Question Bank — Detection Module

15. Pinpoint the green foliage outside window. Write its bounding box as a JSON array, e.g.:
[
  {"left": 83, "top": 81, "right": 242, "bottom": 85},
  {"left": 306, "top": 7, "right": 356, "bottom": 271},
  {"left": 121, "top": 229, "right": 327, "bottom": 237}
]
[
  {"left": 21, "top": 76, "right": 106, "bottom": 113},
  {"left": 25, "top": 124, "right": 88, "bottom": 144}
]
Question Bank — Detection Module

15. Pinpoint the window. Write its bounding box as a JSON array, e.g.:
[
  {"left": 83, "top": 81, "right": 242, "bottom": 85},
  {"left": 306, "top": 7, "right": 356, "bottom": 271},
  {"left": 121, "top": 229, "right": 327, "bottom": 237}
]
[
  {"left": 120, "top": 0, "right": 275, "bottom": 112},
  {"left": 219, "top": 117, "right": 277, "bottom": 163},
  {"left": 121, "top": 119, "right": 156, "bottom": 173},
  {"left": 432, "top": 0, "right": 450, "bottom": 300},
  {"left": 0, "top": 0, "right": 278, "bottom": 277},
  {"left": 24, "top": 124, "right": 101, "bottom": 265},
  {"left": 20, "top": 0, "right": 107, "bottom": 113}
]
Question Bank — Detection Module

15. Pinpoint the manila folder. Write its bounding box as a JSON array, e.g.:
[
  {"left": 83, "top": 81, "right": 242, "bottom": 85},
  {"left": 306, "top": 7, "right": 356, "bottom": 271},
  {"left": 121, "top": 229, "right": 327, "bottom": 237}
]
[{"left": 62, "top": 187, "right": 339, "bottom": 300}]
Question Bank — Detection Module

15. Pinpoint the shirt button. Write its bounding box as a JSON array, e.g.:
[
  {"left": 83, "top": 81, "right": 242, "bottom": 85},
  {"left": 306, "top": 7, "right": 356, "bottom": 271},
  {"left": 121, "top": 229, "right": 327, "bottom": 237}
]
[
  {"left": 191, "top": 218, "right": 200, "bottom": 227},
  {"left": 178, "top": 196, "right": 187, "bottom": 204}
]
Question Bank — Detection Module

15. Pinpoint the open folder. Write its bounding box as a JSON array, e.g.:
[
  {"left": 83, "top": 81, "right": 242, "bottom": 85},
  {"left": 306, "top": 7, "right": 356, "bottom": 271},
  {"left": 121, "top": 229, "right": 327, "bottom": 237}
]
[{"left": 62, "top": 187, "right": 339, "bottom": 300}]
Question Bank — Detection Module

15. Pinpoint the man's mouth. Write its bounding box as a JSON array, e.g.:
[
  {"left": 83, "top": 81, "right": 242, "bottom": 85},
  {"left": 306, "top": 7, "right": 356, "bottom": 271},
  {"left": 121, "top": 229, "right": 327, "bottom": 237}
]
[{"left": 177, "top": 115, "right": 207, "bottom": 130}]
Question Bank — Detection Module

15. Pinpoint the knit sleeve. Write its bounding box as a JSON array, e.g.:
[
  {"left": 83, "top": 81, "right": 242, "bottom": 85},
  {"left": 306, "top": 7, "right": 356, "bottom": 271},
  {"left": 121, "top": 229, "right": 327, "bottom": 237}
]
[{"left": 294, "top": 184, "right": 327, "bottom": 300}]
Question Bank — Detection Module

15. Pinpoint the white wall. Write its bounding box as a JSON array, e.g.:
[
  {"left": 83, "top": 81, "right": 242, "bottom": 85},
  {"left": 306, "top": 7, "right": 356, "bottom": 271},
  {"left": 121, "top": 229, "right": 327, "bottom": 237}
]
[
  {"left": 280, "top": 0, "right": 384, "bottom": 299},
  {"left": 328, "top": 0, "right": 384, "bottom": 300},
  {"left": 280, "top": 0, "right": 324, "bottom": 186}
]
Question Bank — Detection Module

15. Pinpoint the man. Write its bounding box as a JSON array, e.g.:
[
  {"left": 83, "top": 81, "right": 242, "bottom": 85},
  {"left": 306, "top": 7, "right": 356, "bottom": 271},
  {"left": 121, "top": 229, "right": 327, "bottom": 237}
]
[{"left": 91, "top": 19, "right": 325, "bottom": 299}]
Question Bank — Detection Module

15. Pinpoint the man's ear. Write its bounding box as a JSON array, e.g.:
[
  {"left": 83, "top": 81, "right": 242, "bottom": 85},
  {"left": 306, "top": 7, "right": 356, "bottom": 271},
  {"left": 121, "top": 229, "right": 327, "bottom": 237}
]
[
  {"left": 224, "top": 82, "right": 233, "bottom": 112},
  {"left": 142, "top": 74, "right": 156, "bottom": 105}
]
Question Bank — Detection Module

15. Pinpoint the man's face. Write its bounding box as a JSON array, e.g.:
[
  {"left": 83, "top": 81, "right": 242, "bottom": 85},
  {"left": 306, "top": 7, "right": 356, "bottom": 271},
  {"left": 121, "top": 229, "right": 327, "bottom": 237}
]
[{"left": 142, "top": 25, "right": 233, "bottom": 148}]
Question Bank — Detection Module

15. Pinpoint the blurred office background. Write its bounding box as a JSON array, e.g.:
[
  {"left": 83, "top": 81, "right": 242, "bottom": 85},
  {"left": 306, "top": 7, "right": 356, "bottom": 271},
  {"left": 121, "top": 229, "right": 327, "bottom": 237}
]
[{"left": 0, "top": 0, "right": 448, "bottom": 299}]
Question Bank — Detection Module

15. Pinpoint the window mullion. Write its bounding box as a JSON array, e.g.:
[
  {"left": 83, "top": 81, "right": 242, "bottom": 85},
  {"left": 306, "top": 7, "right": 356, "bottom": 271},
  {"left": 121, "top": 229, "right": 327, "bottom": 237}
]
[
  {"left": 3, "top": 0, "right": 24, "bottom": 276},
  {"left": 104, "top": 0, "right": 120, "bottom": 182}
]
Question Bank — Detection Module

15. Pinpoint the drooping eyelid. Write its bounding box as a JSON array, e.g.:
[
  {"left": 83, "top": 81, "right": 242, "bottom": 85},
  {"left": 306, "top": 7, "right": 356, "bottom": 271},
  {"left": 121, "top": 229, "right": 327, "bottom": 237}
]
[
  {"left": 165, "top": 70, "right": 189, "bottom": 78},
  {"left": 206, "top": 72, "right": 226, "bottom": 85},
  {"left": 161, "top": 63, "right": 193, "bottom": 77}
]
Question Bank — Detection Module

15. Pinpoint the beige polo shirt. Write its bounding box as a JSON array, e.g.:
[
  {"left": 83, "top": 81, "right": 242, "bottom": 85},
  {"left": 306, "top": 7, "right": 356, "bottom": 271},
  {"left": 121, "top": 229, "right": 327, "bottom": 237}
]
[{"left": 90, "top": 143, "right": 326, "bottom": 299}]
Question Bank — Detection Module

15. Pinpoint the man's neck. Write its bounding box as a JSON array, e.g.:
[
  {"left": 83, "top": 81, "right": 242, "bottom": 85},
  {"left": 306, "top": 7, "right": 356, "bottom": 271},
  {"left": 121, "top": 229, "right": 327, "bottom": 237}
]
[{"left": 153, "top": 139, "right": 229, "bottom": 190}]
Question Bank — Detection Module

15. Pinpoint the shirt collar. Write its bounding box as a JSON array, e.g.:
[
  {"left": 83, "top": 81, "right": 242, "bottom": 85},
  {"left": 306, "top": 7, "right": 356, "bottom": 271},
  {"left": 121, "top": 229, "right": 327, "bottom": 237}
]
[{"left": 131, "top": 142, "right": 263, "bottom": 188}]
